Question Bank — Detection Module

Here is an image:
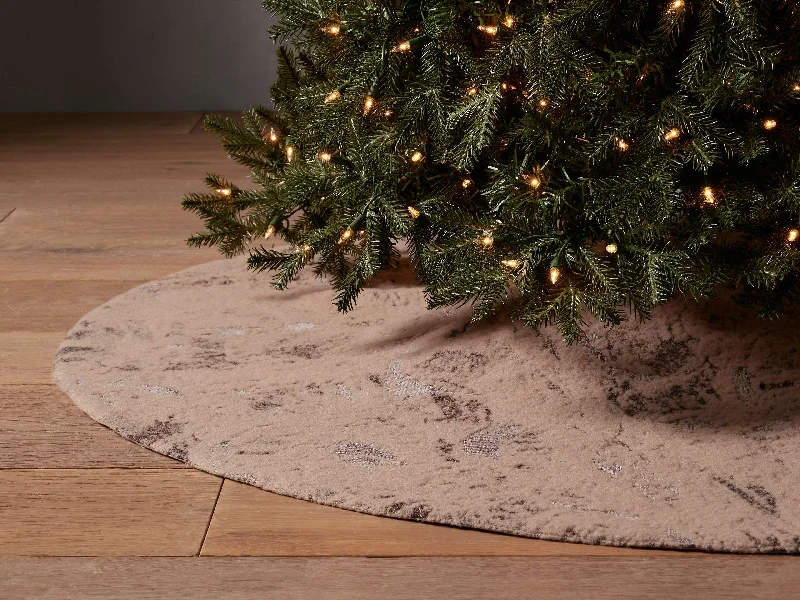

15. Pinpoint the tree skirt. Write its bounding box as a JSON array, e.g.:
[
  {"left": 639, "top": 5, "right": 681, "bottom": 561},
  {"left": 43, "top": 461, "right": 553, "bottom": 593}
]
[{"left": 53, "top": 257, "right": 800, "bottom": 553}]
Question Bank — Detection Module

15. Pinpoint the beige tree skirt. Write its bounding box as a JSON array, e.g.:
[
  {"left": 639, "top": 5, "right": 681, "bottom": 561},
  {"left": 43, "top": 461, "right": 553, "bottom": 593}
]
[{"left": 53, "top": 257, "right": 800, "bottom": 553}]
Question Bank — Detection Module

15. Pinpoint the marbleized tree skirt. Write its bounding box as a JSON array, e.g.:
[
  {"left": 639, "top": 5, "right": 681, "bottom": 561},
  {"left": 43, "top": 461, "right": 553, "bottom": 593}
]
[{"left": 54, "top": 257, "right": 800, "bottom": 553}]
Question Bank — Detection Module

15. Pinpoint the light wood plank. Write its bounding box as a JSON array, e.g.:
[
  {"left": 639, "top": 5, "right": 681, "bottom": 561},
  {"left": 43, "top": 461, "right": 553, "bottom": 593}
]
[
  {"left": 2, "top": 556, "right": 799, "bottom": 599},
  {"left": 0, "top": 113, "right": 204, "bottom": 137},
  {"left": 201, "top": 480, "right": 672, "bottom": 557},
  {"left": 0, "top": 250, "right": 221, "bottom": 282},
  {"left": 0, "top": 386, "right": 186, "bottom": 469},
  {"left": 0, "top": 136, "right": 250, "bottom": 189},
  {"left": 0, "top": 280, "right": 149, "bottom": 332},
  {"left": 0, "top": 332, "right": 64, "bottom": 384},
  {"left": 0, "top": 207, "right": 14, "bottom": 224},
  {"left": 0, "top": 469, "right": 221, "bottom": 556}
]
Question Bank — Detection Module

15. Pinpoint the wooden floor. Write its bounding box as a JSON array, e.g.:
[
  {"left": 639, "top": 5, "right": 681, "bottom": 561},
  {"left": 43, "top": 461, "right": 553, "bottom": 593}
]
[{"left": 1, "top": 113, "right": 798, "bottom": 599}]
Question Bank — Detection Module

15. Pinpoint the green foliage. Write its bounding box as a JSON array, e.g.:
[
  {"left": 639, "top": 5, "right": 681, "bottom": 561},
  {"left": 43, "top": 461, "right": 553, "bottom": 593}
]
[{"left": 184, "top": 0, "right": 800, "bottom": 343}]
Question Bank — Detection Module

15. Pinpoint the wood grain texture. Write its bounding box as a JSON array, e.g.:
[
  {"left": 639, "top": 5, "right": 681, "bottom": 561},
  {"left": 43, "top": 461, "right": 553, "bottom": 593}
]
[
  {"left": 0, "top": 206, "right": 15, "bottom": 224},
  {"left": 0, "top": 280, "right": 149, "bottom": 332},
  {"left": 0, "top": 134, "right": 251, "bottom": 281},
  {"left": 2, "top": 556, "right": 799, "bottom": 600},
  {"left": 0, "top": 386, "right": 185, "bottom": 469},
  {"left": 0, "top": 469, "right": 221, "bottom": 556},
  {"left": 201, "top": 480, "right": 672, "bottom": 557},
  {"left": 0, "top": 332, "right": 64, "bottom": 384},
  {"left": 0, "top": 113, "right": 204, "bottom": 137}
]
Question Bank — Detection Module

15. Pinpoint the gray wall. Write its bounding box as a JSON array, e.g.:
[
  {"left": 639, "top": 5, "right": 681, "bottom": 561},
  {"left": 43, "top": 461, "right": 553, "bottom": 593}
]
[{"left": 0, "top": 0, "right": 278, "bottom": 112}]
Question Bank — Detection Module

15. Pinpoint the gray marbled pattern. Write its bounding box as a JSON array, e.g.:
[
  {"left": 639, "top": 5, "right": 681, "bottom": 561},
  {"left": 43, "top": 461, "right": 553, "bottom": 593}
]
[{"left": 53, "top": 257, "right": 800, "bottom": 552}]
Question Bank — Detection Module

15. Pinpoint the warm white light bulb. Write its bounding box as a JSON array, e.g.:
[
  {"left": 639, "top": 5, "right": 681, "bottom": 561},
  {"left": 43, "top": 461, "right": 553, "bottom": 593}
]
[
  {"left": 702, "top": 187, "right": 715, "bottom": 204},
  {"left": 338, "top": 228, "right": 353, "bottom": 244},
  {"left": 410, "top": 151, "right": 424, "bottom": 163},
  {"left": 325, "top": 90, "right": 341, "bottom": 103},
  {"left": 363, "top": 96, "right": 375, "bottom": 115},
  {"left": 789, "top": 229, "right": 799, "bottom": 242},
  {"left": 265, "top": 225, "right": 276, "bottom": 239},
  {"left": 606, "top": 243, "right": 618, "bottom": 255},
  {"left": 502, "top": 259, "right": 521, "bottom": 268},
  {"left": 664, "top": 128, "right": 681, "bottom": 141},
  {"left": 549, "top": 267, "right": 561, "bottom": 285},
  {"left": 763, "top": 119, "right": 777, "bottom": 130},
  {"left": 216, "top": 188, "right": 232, "bottom": 198},
  {"left": 407, "top": 206, "right": 421, "bottom": 219}
]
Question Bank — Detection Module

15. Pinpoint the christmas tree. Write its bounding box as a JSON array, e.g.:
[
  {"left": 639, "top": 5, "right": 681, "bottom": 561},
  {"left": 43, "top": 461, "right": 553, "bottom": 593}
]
[{"left": 183, "top": 0, "right": 800, "bottom": 343}]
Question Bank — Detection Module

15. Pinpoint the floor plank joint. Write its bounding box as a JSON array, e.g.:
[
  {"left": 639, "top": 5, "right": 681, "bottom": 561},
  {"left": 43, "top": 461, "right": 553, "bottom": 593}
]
[{"left": 0, "top": 207, "right": 16, "bottom": 225}]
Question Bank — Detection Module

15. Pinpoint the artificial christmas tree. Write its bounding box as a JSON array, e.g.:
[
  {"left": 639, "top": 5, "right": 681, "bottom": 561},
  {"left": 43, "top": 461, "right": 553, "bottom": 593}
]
[{"left": 184, "top": 0, "right": 800, "bottom": 342}]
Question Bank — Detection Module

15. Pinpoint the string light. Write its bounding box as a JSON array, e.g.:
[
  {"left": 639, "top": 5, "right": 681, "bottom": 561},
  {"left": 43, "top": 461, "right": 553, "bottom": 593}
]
[
  {"left": 664, "top": 128, "right": 681, "bottom": 141},
  {"left": 363, "top": 96, "right": 375, "bottom": 115},
  {"left": 504, "top": 15, "right": 515, "bottom": 28},
  {"left": 763, "top": 119, "right": 777, "bottom": 130},
  {"left": 407, "top": 206, "right": 421, "bottom": 219},
  {"left": 702, "top": 187, "right": 715, "bottom": 204},
  {"left": 410, "top": 151, "right": 424, "bottom": 163},
  {"left": 789, "top": 229, "right": 799, "bottom": 242},
  {"left": 325, "top": 90, "right": 341, "bottom": 103},
  {"left": 616, "top": 138, "right": 629, "bottom": 151},
  {"left": 526, "top": 175, "right": 542, "bottom": 189},
  {"left": 606, "top": 243, "right": 618, "bottom": 254},
  {"left": 319, "top": 152, "right": 332, "bottom": 162},
  {"left": 549, "top": 267, "right": 561, "bottom": 285},
  {"left": 538, "top": 99, "right": 549, "bottom": 108},
  {"left": 325, "top": 24, "right": 340, "bottom": 35},
  {"left": 286, "top": 146, "right": 294, "bottom": 162},
  {"left": 793, "top": 83, "right": 800, "bottom": 92},
  {"left": 383, "top": 109, "right": 393, "bottom": 117},
  {"left": 670, "top": 0, "right": 684, "bottom": 10},
  {"left": 299, "top": 243, "right": 312, "bottom": 254},
  {"left": 478, "top": 25, "right": 498, "bottom": 35},
  {"left": 480, "top": 234, "right": 494, "bottom": 248},
  {"left": 267, "top": 128, "right": 278, "bottom": 143},
  {"left": 502, "top": 259, "right": 521, "bottom": 268},
  {"left": 467, "top": 86, "right": 479, "bottom": 96},
  {"left": 338, "top": 228, "right": 353, "bottom": 244},
  {"left": 392, "top": 41, "right": 411, "bottom": 52},
  {"left": 216, "top": 188, "right": 232, "bottom": 198},
  {"left": 264, "top": 225, "right": 276, "bottom": 239},
  {"left": 501, "top": 82, "right": 509, "bottom": 91},
  {"left": 462, "top": 178, "right": 473, "bottom": 189}
]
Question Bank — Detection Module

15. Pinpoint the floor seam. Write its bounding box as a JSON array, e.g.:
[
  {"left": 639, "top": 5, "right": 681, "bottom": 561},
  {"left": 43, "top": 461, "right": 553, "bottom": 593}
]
[
  {"left": 189, "top": 113, "right": 207, "bottom": 134},
  {"left": 0, "top": 207, "right": 16, "bottom": 225},
  {"left": 198, "top": 478, "right": 225, "bottom": 556}
]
